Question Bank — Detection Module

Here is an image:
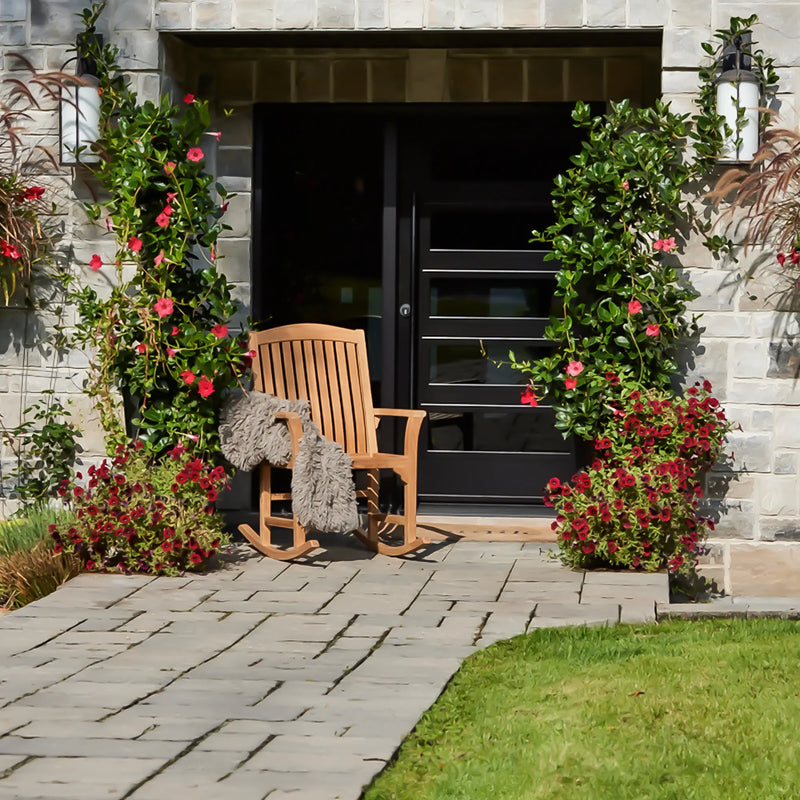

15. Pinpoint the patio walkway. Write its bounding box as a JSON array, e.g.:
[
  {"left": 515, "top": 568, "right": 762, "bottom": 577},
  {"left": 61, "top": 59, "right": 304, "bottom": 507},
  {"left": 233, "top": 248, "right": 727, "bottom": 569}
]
[{"left": 0, "top": 539, "right": 673, "bottom": 799}]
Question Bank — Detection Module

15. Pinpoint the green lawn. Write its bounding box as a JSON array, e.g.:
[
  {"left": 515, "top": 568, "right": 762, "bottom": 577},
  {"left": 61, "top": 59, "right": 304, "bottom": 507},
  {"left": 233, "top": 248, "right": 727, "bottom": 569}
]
[{"left": 364, "top": 620, "right": 800, "bottom": 800}]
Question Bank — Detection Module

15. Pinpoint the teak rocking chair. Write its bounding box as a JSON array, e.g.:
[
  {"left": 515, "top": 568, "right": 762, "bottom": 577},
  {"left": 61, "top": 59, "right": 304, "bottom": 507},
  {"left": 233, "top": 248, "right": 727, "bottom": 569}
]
[{"left": 238, "top": 323, "right": 430, "bottom": 561}]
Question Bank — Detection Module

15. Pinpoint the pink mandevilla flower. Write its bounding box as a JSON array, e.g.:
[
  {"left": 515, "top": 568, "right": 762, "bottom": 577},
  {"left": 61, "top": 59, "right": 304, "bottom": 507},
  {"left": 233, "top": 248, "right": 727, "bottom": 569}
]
[
  {"left": 154, "top": 297, "right": 174, "bottom": 318},
  {"left": 155, "top": 212, "right": 170, "bottom": 229},
  {"left": 186, "top": 147, "right": 204, "bottom": 163},
  {"left": 628, "top": 299, "right": 642, "bottom": 315},
  {"left": 211, "top": 324, "right": 228, "bottom": 339},
  {"left": 653, "top": 236, "right": 677, "bottom": 253},
  {"left": 154, "top": 250, "right": 166, "bottom": 266},
  {"left": 164, "top": 161, "right": 176, "bottom": 174},
  {"left": 180, "top": 370, "right": 196, "bottom": 385},
  {"left": 89, "top": 254, "right": 103, "bottom": 271},
  {"left": 183, "top": 93, "right": 195, "bottom": 104},
  {"left": 520, "top": 387, "right": 537, "bottom": 407},
  {"left": 128, "top": 235, "right": 143, "bottom": 252},
  {"left": 565, "top": 377, "right": 577, "bottom": 390},
  {"left": 135, "top": 343, "right": 147, "bottom": 354},
  {"left": 565, "top": 360, "right": 584, "bottom": 377},
  {"left": 646, "top": 323, "right": 660, "bottom": 337}
]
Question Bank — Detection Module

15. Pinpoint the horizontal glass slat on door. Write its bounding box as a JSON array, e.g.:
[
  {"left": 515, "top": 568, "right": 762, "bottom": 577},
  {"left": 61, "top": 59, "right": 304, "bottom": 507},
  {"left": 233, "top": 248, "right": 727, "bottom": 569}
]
[
  {"left": 426, "top": 407, "right": 570, "bottom": 453},
  {"left": 427, "top": 208, "right": 553, "bottom": 251},
  {"left": 427, "top": 341, "right": 551, "bottom": 385},
  {"left": 429, "top": 276, "right": 558, "bottom": 319}
]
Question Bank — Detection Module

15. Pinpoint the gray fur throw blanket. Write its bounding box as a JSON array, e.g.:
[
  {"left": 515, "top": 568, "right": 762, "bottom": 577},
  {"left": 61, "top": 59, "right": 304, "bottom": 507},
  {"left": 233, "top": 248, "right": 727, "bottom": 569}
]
[{"left": 219, "top": 391, "right": 359, "bottom": 534}]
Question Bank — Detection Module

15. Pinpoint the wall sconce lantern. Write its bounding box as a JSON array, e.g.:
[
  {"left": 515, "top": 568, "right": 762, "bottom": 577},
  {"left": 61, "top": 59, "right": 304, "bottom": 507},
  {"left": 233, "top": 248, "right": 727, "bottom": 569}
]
[
  {"left": 716, "top": 33, "right": 760, "bottom": 163},
  {"left": 59, "top": 36, "right": 102, "bottom": 165}
]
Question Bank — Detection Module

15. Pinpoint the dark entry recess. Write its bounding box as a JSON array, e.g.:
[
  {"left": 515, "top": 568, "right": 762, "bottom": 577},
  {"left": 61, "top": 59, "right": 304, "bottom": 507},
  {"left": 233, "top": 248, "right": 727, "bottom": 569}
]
[{"left": 253, "top": 104, "right": 592, "bottom": 509}]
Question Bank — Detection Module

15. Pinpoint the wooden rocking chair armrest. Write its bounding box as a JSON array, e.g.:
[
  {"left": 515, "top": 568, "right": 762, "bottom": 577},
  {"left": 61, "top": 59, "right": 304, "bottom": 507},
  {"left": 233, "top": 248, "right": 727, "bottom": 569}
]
[
  {"left": 373, "top": 408, "right": 427, "bottom": 419},
  {"left": 273, "top": 410, "right": 304, "bottom": 463},
  {"left": 372, "top": 408, "right": 426, "bottom": 454}
]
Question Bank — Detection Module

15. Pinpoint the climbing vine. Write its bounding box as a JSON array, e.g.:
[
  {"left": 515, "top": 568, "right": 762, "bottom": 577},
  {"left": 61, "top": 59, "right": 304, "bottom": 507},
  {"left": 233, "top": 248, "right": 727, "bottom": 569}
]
[
  {"left": 65, "top": 3, "right": 248, "bottom": 457},
  {"left": 512, "top": 16, "right": 772, "bottom": 443}
]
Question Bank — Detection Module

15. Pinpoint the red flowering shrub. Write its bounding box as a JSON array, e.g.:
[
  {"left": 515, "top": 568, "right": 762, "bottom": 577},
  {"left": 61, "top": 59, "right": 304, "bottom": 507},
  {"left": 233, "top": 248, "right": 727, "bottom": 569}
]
[
  {"left": 50, "top": 441, "right": 229, "bottom": 576},
  {"left": 546, "top": 383, "right": 734, "bottom": 578}
]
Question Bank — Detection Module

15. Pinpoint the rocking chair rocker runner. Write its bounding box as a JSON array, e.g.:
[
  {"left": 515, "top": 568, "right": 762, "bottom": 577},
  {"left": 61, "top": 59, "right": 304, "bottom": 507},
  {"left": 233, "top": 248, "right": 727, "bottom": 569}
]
[{"left": 238, "top": 323, "right": 430, "bottom": 560}]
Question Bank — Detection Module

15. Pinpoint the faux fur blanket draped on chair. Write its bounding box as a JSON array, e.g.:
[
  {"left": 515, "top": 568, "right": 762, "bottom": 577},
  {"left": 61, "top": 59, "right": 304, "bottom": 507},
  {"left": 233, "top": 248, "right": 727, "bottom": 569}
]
[{"left": 219, "top": 391, "right": 360, "bottom": 534}]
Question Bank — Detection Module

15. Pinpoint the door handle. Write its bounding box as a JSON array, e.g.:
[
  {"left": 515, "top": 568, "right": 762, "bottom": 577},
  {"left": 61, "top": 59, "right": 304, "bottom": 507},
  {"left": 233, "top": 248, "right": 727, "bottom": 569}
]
[{"left": 399, "top": 303, "right": 411, "bottom": 318}]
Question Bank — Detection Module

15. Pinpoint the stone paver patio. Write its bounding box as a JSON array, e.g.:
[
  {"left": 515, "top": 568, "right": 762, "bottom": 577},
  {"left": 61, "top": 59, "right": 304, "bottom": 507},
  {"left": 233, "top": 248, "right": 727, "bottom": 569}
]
[{"left": 0, "top": 539, "right": 671, "bottom": 800}]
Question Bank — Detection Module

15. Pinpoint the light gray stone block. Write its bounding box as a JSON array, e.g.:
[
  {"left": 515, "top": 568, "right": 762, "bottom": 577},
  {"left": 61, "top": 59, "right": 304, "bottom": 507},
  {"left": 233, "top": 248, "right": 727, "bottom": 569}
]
[
  {"left": 501, "top": 0, "right": 542, "bottom": 27},
  {"left": 388, "top": 0, "right": 425, "bottom": 29},
  {"left": 627, "top": 0, "right": 669, "bottom": 27},
  {"left": 318, "top": 0, "right": 356, "bottom": 27},
  {"left": 357, "top": 0, "right": 387, "bottom": 28},
  {"left": 585, "top": 0, "right": 625, "bottom": 27},
  {"left": 544, "top": 0, "right": 581, "bottom": 27},
  {"left": 234, "top": 0, "right": 275, "bottom": 28},
  {"left": 428, "top": 0, "right": 455, "bottom": 27},
  {"left": 156, "top": 2, "right": 193, "bottom": 30},
  {"left": 0, "top": 0, "right": 26, "bottom": 22},
  {"left": 457, "top": 0, "right": 498, "bottom": 28},
  {"left": 275, "top": 0, "right": 315, "bottom": 28}
]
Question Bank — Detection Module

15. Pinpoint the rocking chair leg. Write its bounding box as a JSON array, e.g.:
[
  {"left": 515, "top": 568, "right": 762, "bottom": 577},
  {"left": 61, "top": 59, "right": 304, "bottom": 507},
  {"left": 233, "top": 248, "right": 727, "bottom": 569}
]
[
  {"left": 366, "top": 468, "right": 380, "bottom": 547},
  {"left": 403, "top": 469, "right": 418, "bottom": 547},
  {"left": 259, "top": 463, "right": 273, "bottom": 549},
  {"left": 238, "top": 463, "right": 319, "bottom": 561}
]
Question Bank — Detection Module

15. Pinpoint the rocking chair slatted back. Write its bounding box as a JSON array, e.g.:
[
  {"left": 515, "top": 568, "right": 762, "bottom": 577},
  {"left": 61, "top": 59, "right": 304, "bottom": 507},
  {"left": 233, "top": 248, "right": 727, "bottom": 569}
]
[{"left": 250, "top": 323, "right": 378, "bottom": 456}]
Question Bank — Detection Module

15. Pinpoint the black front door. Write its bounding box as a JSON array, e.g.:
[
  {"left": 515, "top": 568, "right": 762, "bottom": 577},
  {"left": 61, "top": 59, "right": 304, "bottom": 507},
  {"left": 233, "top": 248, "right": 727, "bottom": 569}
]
[
  {"left": 393, "top": 110, "right": 583, "bottom": 506},
  {"left": 255, "top": 105, "right": 586, "bottom": 509}
]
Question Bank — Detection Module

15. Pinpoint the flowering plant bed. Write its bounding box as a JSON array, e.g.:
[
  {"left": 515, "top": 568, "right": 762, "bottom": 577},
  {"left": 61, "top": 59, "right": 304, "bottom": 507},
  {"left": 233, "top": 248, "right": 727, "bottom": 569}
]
[
  {"left": 545, "top": 383, "right": 734, "bottom": 578},
  {"left": 51, "top": 441, "right": 229, "bottom": 576}
]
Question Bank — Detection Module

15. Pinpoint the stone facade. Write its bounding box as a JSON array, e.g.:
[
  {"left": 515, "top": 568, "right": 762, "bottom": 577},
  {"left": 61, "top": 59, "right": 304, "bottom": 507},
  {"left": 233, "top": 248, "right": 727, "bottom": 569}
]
[{"left": 2, "top": 0, "right": 800, "bottom": 548}]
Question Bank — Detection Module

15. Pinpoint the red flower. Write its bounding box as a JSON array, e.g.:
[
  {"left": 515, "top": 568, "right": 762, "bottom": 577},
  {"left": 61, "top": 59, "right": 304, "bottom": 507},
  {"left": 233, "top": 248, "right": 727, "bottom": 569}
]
[
  {"left": 20, "top": 185, "right": 45, "bottom": 201},
  {"left": 628, "top": 299, "right": 642, "bottom": 315},
  {"left": 89, "top": 254, "right": 103, "bottom": 271},
  {"left": 520, "top": 387, "right": 537, "bottom": 407},
  {"left": 645, "top": 324, "right": 660, "bottom": 337},
  {"left": 565, "top": 377, "right": 577, "bottom": 390},
  {"left": 186, "top": 147, "right": 204, "bottom": 163},
  {"left": 0, "top": 239, "right": 20, "bottom": 259},
  {"left": 190, "top": 552, "right": 202, "bottom": 564},
  {"left": 211, "top": 323, "right": 228, "bottom": 339},
  {"left": 547, "top": 477, "right": 561, "bottom": 492},
  {"left": 183, "top": 93, "right": 195, "bottom": 104},
  {"left": 155, "top": 212, "right": 170, "bottom": 229},
  {"left": 154, "top": 297, "right": 174, "bottom": 318},
  {"left": 607, "top": 541, "right": 618, "bottom": 554},
  {"left": 181, "top": 369, "right": 196, "bottom": 385},
  {"left": 128, "top": 235, "right": 143, "bottom": 252},
  {"left": 197, "top": 376, "right": 215, "bottom": 398},
  {"left": 171, "top": 325, "right": 180, "bottom": 336}
]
